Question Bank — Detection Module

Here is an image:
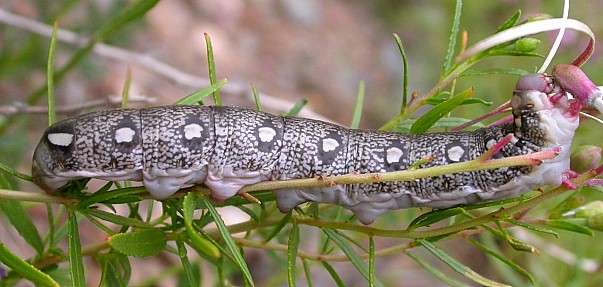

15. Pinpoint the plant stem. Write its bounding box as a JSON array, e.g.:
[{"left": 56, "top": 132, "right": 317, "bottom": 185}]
[
  {"left": 238, "top": 146, "right": 557, "bottom": 195},
  {"left": 294, "top": 168, "right": 600, "bottom": 238},
  {"left": 0, "top": 189, "right": 77, "bottom": 205}
]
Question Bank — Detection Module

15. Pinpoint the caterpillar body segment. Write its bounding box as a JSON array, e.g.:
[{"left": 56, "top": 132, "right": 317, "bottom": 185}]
[{"left": 32, "top": 73, "right": 580, "bottom": 224}]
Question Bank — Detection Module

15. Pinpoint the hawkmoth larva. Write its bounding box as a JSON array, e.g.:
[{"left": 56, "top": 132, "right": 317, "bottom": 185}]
[{"left": 32, "top": 72, "right": 581, "bottom": 224}]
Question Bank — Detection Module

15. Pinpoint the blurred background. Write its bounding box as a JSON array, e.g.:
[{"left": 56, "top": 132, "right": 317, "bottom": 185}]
[{"left": 1, "top": 1, "right": 603, "bottom": 286}]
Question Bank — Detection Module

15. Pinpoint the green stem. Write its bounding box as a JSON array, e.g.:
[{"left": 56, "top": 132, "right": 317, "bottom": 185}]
[
  {"left": 0, "top": 189, "right": 77, "bottom": 205},
  {"left": 238, "top": 146, "right": 556, "bottom": 194},
  {"left": 294, "top": 170, "right": 598, "bottom": 239}
]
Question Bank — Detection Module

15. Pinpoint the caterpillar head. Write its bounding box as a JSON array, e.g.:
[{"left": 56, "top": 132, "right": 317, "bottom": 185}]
[
  {"left": 511, "top": 73, "right": 580, "bottom": 146},
  {"left": 32, "top": 119, "right": 78, "bottom": 193}
]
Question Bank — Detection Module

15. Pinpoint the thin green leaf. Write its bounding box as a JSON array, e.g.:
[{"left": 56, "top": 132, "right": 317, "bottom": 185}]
[
  {"left": 173, "top": 79, "right": 228, "bottom": 105},
  {"left": 96, "top": 0, "right": 160, "bottom": 39},
  {"left": 0, "top": 172, "right": 44, "bottom": 254},
  {"left": 0, "top": 161, "right": 32, "bottom": 181},
  {"left": 462, "top": 195, "right": 530, "bottom": 210},
  {"left": 97, "top": 253, "right": 131, "bottom": 287},
  {"left": 350, "top": 80, "right": 365, "bottom": 129},
  {"left": 424, "top": 97, "right": 493, "bottom": 107},
  {"left": 406, "top": 251, "right": 469, "bottom": 287},
  {"left": 0, "top": 200, "right": 44, "bottom": 254},
  {"left": 323, "top": 228, "right": 370, "bottom": 283},
  {"left": 86, "top": 216, "right": 109, "bottom": 237},
  {"left": 282, "top": 99, "right": 308, "bottom": 117},
  {"left": 466, "top": 238, "right": 535, "bottom": 284},
  {"left": 496, "top": 10, "right": 522, "bottom": 32},
  {"left": 77, "top": 186, "right": 146, "bottom": 208},
  {"left": 419, "top": 239, "right": 510, "bottom": 287},
  {"left": 83, "top": 208, "right": 153, "bottom": 228},
  {"left": 68, "top": 210, "right": 86, "bottom": 287},
  {"left": 0, "top": 243, "right": 60, "bottom": 287},
  {"left": 236, "top": 205, "right": 260, "bottom": 223},
  {"left": 396, "top": 117, "right": 484, "bottom": 133},
  {"left": 504, "top": 219, "right": 559, "bottom": 238},
  {"left": 492, "top": 221, "right": 538, "bottom": 254},
  {"left": 176, "top": 239, "right": 198, "bottom": 287},
  {"left": 53, "top": 217, "right": 69, "bottom": 247},
  {"left": 410, "top": 87, "right": 474, "bottom": 134},
  {"left": 545, "top": 220, "right": 595, "bottom": 236},
  {"left": 102, "top": 195, "right": 144, "bottom": 205},
  {"left": 108, "top": 228, "right": 167, "bottom": 258},
  {"left": 121, "top": 67, "right": 132, "bottom": 108},
  {"left": 302, "top": 259, "right": 314, "bottom": 287},
  {"left": 442, "top": 0, "right": 462, "bottom": 76},
  {"left": 407, "top": 207, "right": 467, "bottom": 230},
  {"left": 183, "top": 193, "right": 221, "bottom": 258},
  {"left": 461, "top": 68, "right": 529, "bottom": 77},
  {"left": 252, "top": 84, "right": 262, "bottom": 111},
  {"left": 204, "top": 33, "right": 221, "bottom": 106},
  {"left": 200, "top": 196, "right": 255, "bottom": 286},
  {"left": 46, "top": 22, "right": 58, "bottom": 125},
  {"left": 393, "top": 33, "right": 409, "bottom": 111},
  {"left": 265, "top": 212, "right": 293, "bottom": 242},
  {"left": 320, "top": 261, "right": 345, "bottom": 287},
  {"left": 287, "top": 219, "right": 300, "bottom": 287},
  {"left": 368, "top": 236, "right": 375, "bottom": 287},
  {"left": 45, "top": 203, "right": 56, "bottom": 252}
]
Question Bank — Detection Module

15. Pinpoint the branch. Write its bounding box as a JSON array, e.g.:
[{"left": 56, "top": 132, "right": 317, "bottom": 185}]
[
  {"left": 237, "top": 146, "right": 559, "bottom": 195},
  {"left": 0, "top": 188, "right": 77, "bottom": 205},
  {"left": 0, "top": 96, "right": 155, "bottom": 117},
  {"left": 0, "top": 9, "right": 331, "bottom": 121},
  {"left": 295, "top": 166, "right": 602, "bottom": 238}
]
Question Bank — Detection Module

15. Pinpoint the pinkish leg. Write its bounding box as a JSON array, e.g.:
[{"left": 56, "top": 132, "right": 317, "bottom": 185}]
[
  {"left": 566, "top": 170, "right": 580, "bottom": 179},
  {"left": 561, "top": 171, "right": 580, "bottom": 190}
]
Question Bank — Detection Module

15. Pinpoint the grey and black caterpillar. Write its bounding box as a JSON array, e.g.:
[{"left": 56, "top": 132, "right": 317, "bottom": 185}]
[{"left": 32, "top": 73, "right": 580, "bottom": 224}]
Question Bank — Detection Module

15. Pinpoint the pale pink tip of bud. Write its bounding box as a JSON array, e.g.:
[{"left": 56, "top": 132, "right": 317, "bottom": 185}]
[{"left": 553, "top": 65, "right": 602, "bottom": 113}]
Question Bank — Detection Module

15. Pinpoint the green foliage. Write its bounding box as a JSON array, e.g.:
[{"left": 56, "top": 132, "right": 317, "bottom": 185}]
[
  {"left": 0, "top": 1, "right": 602, "bottom": 286},
  {"left": 108, "top": 228, "right": 167, "bottom": 258}
]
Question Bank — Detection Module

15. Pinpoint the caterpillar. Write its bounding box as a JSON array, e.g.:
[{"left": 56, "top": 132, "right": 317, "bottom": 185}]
[{"left": 32, "top": 72, "right": 581, "bottom": 224}]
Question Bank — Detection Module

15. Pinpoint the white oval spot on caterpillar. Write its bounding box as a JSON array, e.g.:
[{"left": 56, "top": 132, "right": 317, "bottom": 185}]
[
  {"left": 486, "top": 139, "right": 497, "bottom": 149},
  {"left": 184, "top": 123, "right": 203, "bottom": 140},
  {"left": 258, "top": 127, "right": 277, "bottom": 142},
  {"left": 447, "top": 146, "right": 465, "bottom": 162},
  {"left": 322, "top": 138, "right": 340, "bottom": 152},
  {"left": 115, "top": 127, "right": 136, "bottom": 143},
  {"left": 386, "top": 147, "right": 403, "bottom": 163},
  {"left": 216, "top": 126, "right": 228, "bottom": 136},
  {"left": 47, "top": 133, "right": 74, "bottom": 146}
]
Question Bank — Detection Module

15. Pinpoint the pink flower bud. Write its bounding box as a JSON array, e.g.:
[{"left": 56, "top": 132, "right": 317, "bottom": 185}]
[
  {"left": 570, "top": 145, "right": 602, "bottom": 173},
  {"left": 553, "top": 64, "right": 603, "bottom": 113}
]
